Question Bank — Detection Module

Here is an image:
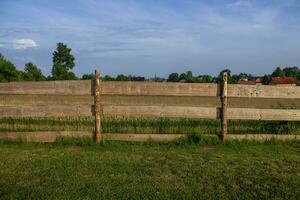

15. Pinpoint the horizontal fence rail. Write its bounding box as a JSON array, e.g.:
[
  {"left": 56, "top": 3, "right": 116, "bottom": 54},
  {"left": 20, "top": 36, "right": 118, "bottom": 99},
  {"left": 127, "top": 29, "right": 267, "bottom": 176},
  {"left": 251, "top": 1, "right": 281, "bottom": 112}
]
[
  {"left": 1, "top": 132, "right": 300, "bottom": 143},
  {"left": 1, "top": 105, "right": 300, "bottom": 121},
  {"left": 0, "top": 70, "right": 300, "bottom": 142},
  {"left": 1, "top": 80, "right": 300, "bottom": 98}
]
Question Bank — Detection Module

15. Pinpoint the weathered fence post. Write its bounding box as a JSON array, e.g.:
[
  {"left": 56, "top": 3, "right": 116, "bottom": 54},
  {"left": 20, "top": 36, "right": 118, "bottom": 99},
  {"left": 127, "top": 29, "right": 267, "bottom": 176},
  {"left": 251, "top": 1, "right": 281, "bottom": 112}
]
[
  {"left": 221, "top": 71, "right": 228, "bottom": 141},
  {"left": 94, "top": 69, "right": 102, "bottom": 143}
]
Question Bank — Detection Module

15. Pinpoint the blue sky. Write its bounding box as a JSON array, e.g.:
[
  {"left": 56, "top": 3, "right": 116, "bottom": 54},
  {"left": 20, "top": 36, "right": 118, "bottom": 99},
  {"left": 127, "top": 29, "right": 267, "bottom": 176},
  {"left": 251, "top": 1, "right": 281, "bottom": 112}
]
[{"left": 1, "top": 0, "right": 300, "bottom": 77}]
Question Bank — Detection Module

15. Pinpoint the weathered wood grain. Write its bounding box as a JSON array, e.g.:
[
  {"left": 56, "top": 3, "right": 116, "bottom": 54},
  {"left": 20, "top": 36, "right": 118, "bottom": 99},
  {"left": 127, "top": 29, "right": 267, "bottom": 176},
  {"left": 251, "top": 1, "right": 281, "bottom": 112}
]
[
  {"left": 228, "top": 84, "right": 300, "bottom": 99},
  {"left": 1, "top": 81, "right": 300, "bottom": 98},
  {"left": 103, "top": 105, "right": 300, "bottom": 121},
  {"left": 228, "top": 108, "right": 300, "bottom": 121},
  {"left": 0, "top": 132, "right": 299, "bottom": 142},
  {"left": 227, "top": 134, "right": 300, "bottom": 141},
  {"left": 2, "top": 94, "right": 300, "bottom": 109},
  {"left": 94, "top": 70, "right": 102, "bottom": 142},
  {"left": 221, "top": 72, "right": 228, "bottom": 140},
  {"left": 102, "top": 133, "right": 184, "bottom": 142},
  {"left": 0, "top": 105, "right": 93, "bottom": 117},
  {"left": 0, "top": 80, "right": 93, "bottom": 95},
  {"left": 103, "top": 106, "right": 219, "bottom": 119},
  {"left": 0, "top": 131, "right": 92, "bottom": 142},
  {"left": 0, "top": 94, "right": 94, "bottom": 106},
  {"left": 1, "top": 105, "right": 300, "bottom": 120},
  {"left": 101, "top": 82, "right": 219, "bottom": 96}
]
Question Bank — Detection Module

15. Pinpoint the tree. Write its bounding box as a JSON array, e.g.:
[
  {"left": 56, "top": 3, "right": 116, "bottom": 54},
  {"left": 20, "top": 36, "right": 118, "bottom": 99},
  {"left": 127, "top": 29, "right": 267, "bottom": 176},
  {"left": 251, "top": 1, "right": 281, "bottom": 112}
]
[
  {"left": 179, "top": 72, "right": 187, "bottom": 81},
  {"left": 262, "top": 74, "right": 272, "bottom": 85},
  {"left": 185, "top": 70, "right": 194, "bottom": 82},
  {"left": 115, "top": 74, "right": 130, "bottom": 81},
  {"left": 194, "top": 75, "right": 213, "bottom": 83},
  {"left": 271, "top": 67, "right": 285, "bottom": 77},
  {"left": 283, "top": 66, "right": 299, "bottom": 78},
  {"left": 81, "top": 73, "right": 94, "bottom": 80},
  {"left": 0, "top": 53, "right": 21, "bottom": 82},
  {"left": 51, "top": 42, "right": 77, "bottom": 80},
  {"left": 217, "top": 69, "right": 237, "bottom": 84},
  {"left": 23, "top": 62, "right": 46, "bottom": 81},
  {"left": 167, "top": 73, "right": 179, "bottom": 82},
  {"left": 102, "top": 75, "right": 115, "bottom": 81}
]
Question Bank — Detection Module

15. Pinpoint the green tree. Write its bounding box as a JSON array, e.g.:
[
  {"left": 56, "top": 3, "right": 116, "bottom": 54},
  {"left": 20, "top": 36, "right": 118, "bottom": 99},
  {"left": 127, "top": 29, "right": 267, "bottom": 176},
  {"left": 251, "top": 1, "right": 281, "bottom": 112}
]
[
  {"left": 167, "top": 73, "right": 179, "bottom": 82},
  {"left": 102, "top": 75, "right": 115, "bottom": 81},
  {"left": 217, "top": 69, "right": 237, "bottom": 84},
  {"left": 23, "top": 62, "right": 46, "bottom": 81},
  {"left": 0, "top": 53, "right": 21, "bottom": 82},
  {"left": 194, "top": 75, "right": 213, "bottom": 83},
  {"left": 179, "top": 72, "right": 187, "bottom": 81},
  {"left": 262, "top": 74, "right": 272, "bottom": 85},
  {"left": 51, "top": 42, "right": 77, "bottom": 80},
  {"left": 185, "top": 70, "right": 194, "bottom": 82},
  {"left": 283, "top": 67, "right": 299, "bottom": 78},
  {"left": 115, "top": 74, "right": 130, "bottom": 81},
  {"left": 271, "top": 67, "right": 285, "bottom": 77},
  {"left": 81, "top": 73, "right": 94, "bottom": 80}
]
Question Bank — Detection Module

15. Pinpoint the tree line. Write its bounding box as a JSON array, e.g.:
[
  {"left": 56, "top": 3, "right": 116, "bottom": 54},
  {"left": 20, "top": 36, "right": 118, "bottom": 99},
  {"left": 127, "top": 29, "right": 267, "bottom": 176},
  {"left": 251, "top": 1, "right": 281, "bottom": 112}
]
[{"left": 1, "top": 42, "right": 299, "bottom": 84}]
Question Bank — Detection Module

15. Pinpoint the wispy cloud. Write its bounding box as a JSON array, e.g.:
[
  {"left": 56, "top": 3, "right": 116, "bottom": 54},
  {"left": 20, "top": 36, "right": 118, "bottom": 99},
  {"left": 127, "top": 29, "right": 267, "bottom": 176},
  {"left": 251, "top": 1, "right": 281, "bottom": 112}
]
[
  {"left": 228, "top": 0, "right": 252, "bottom": 8},
  {"left": 12, "top": 39, "right": 38, "bottom": 50},
  {"left": 0, "top": 0, "right": 300, "bottom": 76}
]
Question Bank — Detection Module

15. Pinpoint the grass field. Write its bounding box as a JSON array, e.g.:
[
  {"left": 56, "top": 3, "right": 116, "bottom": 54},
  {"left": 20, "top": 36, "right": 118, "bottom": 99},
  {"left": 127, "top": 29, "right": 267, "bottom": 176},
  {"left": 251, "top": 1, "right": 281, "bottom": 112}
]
[
  {"left": 0, "top": 139, "right": 299, "bottom": 200},
  {"left": 1, "top": 116, "right": 300, "bottom": 135}
]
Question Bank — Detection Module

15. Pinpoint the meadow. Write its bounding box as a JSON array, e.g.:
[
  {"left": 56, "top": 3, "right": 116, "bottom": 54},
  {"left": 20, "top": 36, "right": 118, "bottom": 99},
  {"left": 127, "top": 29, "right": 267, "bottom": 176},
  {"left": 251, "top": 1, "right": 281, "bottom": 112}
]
[{"left": 0, "top": 139, "right": 299, "bottom": 200}]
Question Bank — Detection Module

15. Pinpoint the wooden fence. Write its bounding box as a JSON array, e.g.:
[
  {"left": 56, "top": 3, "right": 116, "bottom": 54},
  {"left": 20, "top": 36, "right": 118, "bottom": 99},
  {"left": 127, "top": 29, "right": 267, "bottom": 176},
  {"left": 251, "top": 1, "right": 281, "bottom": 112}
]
[{"left": 1, "top": 70, "right": 300, "bottom": 142}]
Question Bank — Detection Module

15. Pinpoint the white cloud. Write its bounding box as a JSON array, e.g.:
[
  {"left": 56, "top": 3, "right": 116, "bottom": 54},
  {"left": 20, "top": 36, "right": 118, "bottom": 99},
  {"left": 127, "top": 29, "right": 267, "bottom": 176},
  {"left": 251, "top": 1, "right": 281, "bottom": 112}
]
[
  {"left": 228, "top": 0, "right": 252, "bottom": 8},
  {"left": 13, "top": 38, "right": 38, "bottom": 49}
]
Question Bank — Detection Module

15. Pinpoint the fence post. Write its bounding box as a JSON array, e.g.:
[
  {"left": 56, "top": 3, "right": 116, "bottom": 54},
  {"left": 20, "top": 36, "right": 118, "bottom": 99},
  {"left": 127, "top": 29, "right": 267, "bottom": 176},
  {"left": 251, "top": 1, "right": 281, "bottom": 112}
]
[
  {"left": 221, "top": 71, "right": 228, "bottom": 141},
  {"left": 94, "top": 69, "right": 102, "bottom": 143}
]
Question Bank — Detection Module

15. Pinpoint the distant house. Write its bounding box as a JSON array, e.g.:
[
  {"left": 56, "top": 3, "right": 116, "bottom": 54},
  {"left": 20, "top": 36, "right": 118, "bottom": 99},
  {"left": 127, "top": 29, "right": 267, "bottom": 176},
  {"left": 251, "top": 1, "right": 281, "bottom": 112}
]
[
  {"left": 269, "top": 77, "right": 297, "bottom": 86},
  {"left": 238, "top": 77, "right": 262, "bottom": 85}
]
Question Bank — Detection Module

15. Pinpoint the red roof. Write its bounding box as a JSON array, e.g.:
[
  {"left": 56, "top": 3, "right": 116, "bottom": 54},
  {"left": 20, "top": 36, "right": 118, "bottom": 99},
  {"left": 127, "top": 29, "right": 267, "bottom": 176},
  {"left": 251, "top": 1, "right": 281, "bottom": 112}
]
[
  {"left": 255, "top": 77, "right": 262, "bottom": 84},
  {"left": 270, "top": 77, "right": 296, "bottom": 85},
  {"left": 238, "top": 80, "right": 256, "bottom": 85},
  {"left": 238, "top": 78, "right": 262, "bottom": 85}
]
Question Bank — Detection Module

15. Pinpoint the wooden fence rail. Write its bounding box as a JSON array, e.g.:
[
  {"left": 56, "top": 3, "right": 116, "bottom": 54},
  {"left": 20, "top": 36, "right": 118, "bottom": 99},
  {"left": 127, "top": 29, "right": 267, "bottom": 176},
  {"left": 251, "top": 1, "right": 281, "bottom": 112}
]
[{"left": 0, "top": 70, "right": 300, "bottom": 142}]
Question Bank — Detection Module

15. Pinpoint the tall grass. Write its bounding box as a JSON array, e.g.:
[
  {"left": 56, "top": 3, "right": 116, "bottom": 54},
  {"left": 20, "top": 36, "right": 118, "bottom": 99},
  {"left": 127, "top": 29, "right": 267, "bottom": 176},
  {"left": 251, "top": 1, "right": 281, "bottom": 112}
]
[{"left": 0, "top": 116, "right": 300, "bottom": 135}]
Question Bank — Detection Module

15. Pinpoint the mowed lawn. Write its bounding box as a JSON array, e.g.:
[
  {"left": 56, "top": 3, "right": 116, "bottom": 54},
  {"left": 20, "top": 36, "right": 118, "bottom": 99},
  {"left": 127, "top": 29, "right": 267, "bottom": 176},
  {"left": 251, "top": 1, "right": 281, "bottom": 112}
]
[{"left": 0, "top": 140, "right": 300, "bottom": 200}]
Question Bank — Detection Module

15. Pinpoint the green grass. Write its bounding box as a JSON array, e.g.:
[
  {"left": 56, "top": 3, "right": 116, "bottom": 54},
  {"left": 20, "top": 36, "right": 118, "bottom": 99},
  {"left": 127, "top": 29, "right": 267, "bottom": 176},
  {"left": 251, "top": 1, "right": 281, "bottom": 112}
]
[
  {"left": 1, "top": 116, "right": 300, "bottom": 135},
  {"left": 0, "top": 140, "right": 299, "bottom": 200}
]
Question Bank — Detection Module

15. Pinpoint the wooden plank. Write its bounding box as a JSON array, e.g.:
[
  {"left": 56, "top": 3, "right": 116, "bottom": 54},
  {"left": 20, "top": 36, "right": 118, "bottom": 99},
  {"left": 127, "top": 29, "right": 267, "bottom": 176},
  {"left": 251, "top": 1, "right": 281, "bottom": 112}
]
[
  {"left": 102, "top": 81, "right": 219, "bottom": 96},
  {"left": 103, "top": 105, "right": 300, "bottom": 121},
  {"left": 227, "top": 134, "right": 300, "bottom": 141},
  {"left": 1, "top": 80, "right": 299, "bottom": 98},
  {"left": 221, "top": 72, "right": 228, "bottom": 140},
  {"left": 1, "top": 105, "right": 300, "bottom": 121},
  {"left": 0, "top": 131, "right": 92, "bottom": 142},
  {"left": 103, "top": 105, "right": 219, "bottom": 119},
  {"left": 103, "top": 133, "right": 184, "bottom": 142},
  {"left": 0, "top": 105, "right": 93, "bottom": 117},
  {"left": 0, "top": 132, "right": 183, "bottom": 142},
  {"left": 94, "top": 70, "right": 102, "bottom": 143},
  {"left": 0, "top": 80, "right": 92, "bottom": 95},
  {"left": 2, "top": 94, "right": 300, "bottom": 109},
  {"left": 1, "top": 132, "right": 299, "bottom": 142},
  {"left": 228, "top": 108, "right": 300, "bottom": 121},
  {"left": 228, "top": 84, "right": 300, "bottom": 99},
  {"left": 0, "top": 94, "right": 93, "bottom": 106}
]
